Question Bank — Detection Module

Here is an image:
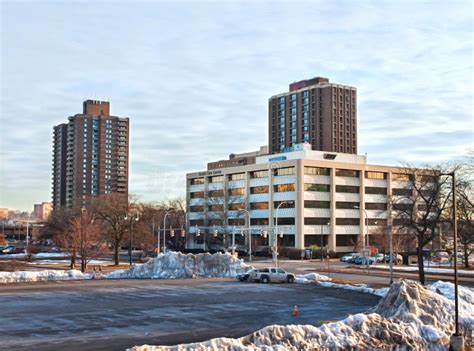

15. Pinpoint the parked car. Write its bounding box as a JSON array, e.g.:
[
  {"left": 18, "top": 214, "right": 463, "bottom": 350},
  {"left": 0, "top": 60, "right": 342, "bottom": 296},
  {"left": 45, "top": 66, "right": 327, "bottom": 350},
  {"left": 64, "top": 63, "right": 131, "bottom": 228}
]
[
  {"left": 349, "top": 253, "right": 362, "bottom": 263},
  {"left": 249, "top": 267, "right": 295, "bottom": 283},
  {"left": 374, "top": 253, "right": 385, "bottom": 263},
  {"left": 383, "top": 254, "right": 403, "bottom": 265},
  {"left": 236, "top": 269, "right": 257, "bottom": 282},
  {"left": 1, "top": 246, "right": 16, "bottom": 254},
  {"left": 340, "top": 253, "right": 359, "bottom": 263},
  {"left": 354, "top": 256, "right": 376, "bottom": 265}
]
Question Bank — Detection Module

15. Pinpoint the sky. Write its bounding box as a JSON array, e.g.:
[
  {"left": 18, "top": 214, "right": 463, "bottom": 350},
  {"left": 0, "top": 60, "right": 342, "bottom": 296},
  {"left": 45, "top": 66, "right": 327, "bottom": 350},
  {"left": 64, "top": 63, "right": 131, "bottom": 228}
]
[{"left": 0, "top": 0, "right": 472, "bottom": 211}]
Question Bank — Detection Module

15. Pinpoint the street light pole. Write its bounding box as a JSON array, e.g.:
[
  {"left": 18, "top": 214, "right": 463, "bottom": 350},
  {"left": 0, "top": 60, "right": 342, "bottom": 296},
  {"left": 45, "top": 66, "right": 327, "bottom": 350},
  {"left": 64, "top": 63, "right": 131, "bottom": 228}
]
[
  {"left": 274, "top": 201, "right": 293, "bottom": 268},
  {"left": 238, "top": 209, "right": 251, "bottom": 262},
  {"left": 163, "top": 209, "right": 177, "bottom": 253},
  {"left": 124, "top": 212, "right": 139, "bottom": 266}
]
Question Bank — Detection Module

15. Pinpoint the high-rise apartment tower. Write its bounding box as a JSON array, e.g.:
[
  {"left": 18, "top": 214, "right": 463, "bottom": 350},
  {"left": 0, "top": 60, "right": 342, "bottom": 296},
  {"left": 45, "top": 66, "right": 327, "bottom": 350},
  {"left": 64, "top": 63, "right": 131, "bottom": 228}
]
[
  {"left": 52, "top": 100, "right": 129, "bottom": 210},
  {"left": 268, "top": 77, "right": 357, "bottom": 154}
]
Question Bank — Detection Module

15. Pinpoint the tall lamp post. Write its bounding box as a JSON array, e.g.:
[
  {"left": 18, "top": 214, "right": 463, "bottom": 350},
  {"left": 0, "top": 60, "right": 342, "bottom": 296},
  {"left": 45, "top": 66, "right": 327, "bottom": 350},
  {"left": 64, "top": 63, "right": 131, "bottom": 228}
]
[
  {"left": 238, "top": 209, "right": 252, "bottom": 262},
  {"left": 163, "top": 209, "right": 178, "bottom": 253},
  {"left": 354, "top": 205, "right": 370, "bottom": 274},
  {"left": 274, "top": 201, "right": 293, "bottom": 268},
  {"left": 320, "top": 221, "right": 330, "bottom": 265},
  {"left": 440, "top": 171, "right": 462, "bottom": 350},
  {"left": 124, "top": 211, "right": 139, "bottom": 266}
]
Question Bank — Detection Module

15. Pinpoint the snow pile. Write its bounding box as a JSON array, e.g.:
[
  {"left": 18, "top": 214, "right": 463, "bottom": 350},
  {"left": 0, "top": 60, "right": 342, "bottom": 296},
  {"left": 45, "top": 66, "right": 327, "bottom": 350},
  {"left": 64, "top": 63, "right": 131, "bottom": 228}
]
[
  {"left": 108, "top": 251, "right": 249, "bottom": 279},
  {"left": 0, "top": 269, "right": 97, "bottom": 284},
  {"left": 295, "top": 272, "right": 388, "bottom": 296},
  {"left": 129, "top": 280, "right": 474, "bottom": 351},
  {"left": 295, "top": 272, "right": 332, "bottom": 283}
]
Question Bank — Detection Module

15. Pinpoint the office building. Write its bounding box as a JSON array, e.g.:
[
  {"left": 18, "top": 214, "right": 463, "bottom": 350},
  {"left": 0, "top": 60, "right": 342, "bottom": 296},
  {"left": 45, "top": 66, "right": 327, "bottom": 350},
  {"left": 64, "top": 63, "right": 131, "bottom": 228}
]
[
  {"left": 33, "top": 202, "right": 52, "bottom": 220},
  {"left": 52, "top": 100, "right": 129, "bottom": 210},
  {"left": 268, "top": 77, "right": 357, "bottom": 154},
  {"left": 186, "top": 143, "right": 428, "bottom": 253}
]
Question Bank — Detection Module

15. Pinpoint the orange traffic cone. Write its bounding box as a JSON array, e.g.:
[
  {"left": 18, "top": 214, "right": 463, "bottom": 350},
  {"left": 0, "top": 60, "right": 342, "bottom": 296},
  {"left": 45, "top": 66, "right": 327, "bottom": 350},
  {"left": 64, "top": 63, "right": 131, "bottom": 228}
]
[{"left": 293, "top": 305, "right": 299, "bottom": 316}]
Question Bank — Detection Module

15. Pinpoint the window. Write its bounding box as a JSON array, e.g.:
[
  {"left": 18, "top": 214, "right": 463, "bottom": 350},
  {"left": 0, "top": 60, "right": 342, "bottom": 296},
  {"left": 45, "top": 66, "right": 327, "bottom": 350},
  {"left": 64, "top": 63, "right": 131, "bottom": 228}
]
[
  {"left": 274, "top": 167, "right": 295, "bottom": 176},
  {"left": 336, "top": 169, "right": 359, "bottom": 177},
  {"left": 190, "top": 192, "right": 204, "bottom": 198},
  {"left": 228, "top": 188, "right": 246, "bottom": 196},
  {"left": 228, "top": 218, "right": 245, "bottom": 226},
  {"left": 335, "top": 202, "right": 359, "bottom": 209},
  {"left": 393, "top": 218, "right": 411, "bottom": 226},
  {"left": 365, "top": 203, "right": 387, "bottom": 210},
  {"left": 250, "top": 186, "right": 269, "bottom": 194},
  {"left": 336, "top": 218, "right": 360, "bottom": 225},
  {"left": 190, "top": 220, "right": 204, "bottom": 226},
  {"left": 274, "top": 201, "right": 295, "bottom": 208},
  {"left": 365, "top": 187, "right": 387, "bottom": 195},
  {"left": 209, "top": 219, "right": 223, "bottom": 226},
  {"left": 393, "top": 203, "right": 413, "bottom": 212},
  {"left": 336, "top": 185, "right": 359, "bottom": 193},
  {"left": 304, "top": 184, "right": 330, "bottom": 192},
  {"left": 392, "top": 173, "right": 413, "bottom": 181},
  {"left": 228, "top": 203, "right": 246, "bottom": 211},
  {"left": 250, "top": 202, "right": 269, "bottom": 210},
  {"left": 304, "top": 218, "right": 330, "bottom": 225},
  {"left": 208, "top": 189, "right": 224, "bottom": 197},
  {"left": 190, "top": 178, "right": 204, "bottom": 185},
  {"left": 228, "top": 173, "right": 246, "bottom": 181},
  {"left": 190, "top": 205, "right": 204, "bottom": 212},
  {"left": 304, "top": 167, "right": 330, "bottom": 176},
  {"left": 210, "top": 175, "right": 224, "bottom": 183},
  {"left": 304, "top": 200, "right": 330, "bottom": 209},
  {"left": 251, "top": 218, "right": 269, "bottom": 225},
  {"left": 392, "top": 188, "right": 412, "bottom": 196},
  {"left": 336, "top": 235, "right": 358, "bottom": 247},
  {"left": 276, "top": 218, "right": 295, "bottom": 225},
  {"left": 365, "top": 171, "right": 386, "bottom": 180},
  {"left": 420, "top": 175, "right": 437, "bottom": 183},
  {"left": 274, "top": 184, "right": 295, "bottom": 192},
  {"left": 250, "top": 170, "right": 268, "bottom": 178},
  {"left": 209, "top": 204, "right": 224, "bottom": 212}
]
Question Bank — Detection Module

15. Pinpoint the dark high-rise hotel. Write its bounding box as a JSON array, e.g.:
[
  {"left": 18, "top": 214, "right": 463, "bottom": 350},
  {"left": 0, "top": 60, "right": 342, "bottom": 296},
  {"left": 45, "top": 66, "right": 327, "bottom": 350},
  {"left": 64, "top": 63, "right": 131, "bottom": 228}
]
[
  {"left": 268, "top": 77, "right": 357, "bottom": 154},
  {"left": 52, "top": 100, "right": 129, "bottom": 210}
]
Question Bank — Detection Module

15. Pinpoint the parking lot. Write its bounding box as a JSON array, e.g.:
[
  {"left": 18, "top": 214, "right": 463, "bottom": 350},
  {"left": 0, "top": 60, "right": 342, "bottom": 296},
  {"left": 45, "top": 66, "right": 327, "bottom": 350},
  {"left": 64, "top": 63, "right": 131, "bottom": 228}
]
[{"left": 0, "top": 278, "right": 380, "bottom": 351}]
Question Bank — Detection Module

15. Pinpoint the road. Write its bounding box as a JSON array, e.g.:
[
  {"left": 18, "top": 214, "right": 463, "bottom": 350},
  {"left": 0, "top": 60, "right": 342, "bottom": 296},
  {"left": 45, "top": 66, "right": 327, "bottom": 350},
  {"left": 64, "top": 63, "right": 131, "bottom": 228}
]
[
  {"left": 0, "top": 278, "right": 380, "bottom": 351},
  {"left": 250, "top": 259, "right": 474, "bottom": 287}
]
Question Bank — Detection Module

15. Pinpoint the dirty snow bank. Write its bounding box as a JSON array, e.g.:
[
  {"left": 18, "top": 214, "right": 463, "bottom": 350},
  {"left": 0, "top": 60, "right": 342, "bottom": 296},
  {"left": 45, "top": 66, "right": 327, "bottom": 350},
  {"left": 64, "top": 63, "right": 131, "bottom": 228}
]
[
  {"left": 130, "top": 280, "right": 474, "bottom": 351},
  {"left": 108, "top": 251, "right": 249, "bottom": 279},
  {"left": 0, "top": 269, "right": 97, "bottom": 284},
  {"left": 295, "top": 272, "right": 388, "bottom": 296}
]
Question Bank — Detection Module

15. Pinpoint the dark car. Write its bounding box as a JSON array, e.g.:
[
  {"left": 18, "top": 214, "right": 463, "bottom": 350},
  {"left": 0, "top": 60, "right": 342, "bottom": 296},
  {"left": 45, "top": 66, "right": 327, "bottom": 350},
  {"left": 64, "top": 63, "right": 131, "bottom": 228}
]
[
  {"left": 354, "top": 256, "right": 376, "bottom": 265},
  {"left": 236, "top": 269, "right": 257, "bottom": 282}
]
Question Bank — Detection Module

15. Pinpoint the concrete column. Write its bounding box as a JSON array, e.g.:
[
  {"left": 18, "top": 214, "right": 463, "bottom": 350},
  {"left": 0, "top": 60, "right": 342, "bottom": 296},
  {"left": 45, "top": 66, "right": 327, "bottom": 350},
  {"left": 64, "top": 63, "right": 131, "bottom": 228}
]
[
  {"left": 359, "top": 170, "right": 366, "bottom": 248},
  {"left": 328, "top": 167, "right": 336, "bottom": 252},
  {"left": 295, "top": 160, "right": 305, "bottom": 250}
]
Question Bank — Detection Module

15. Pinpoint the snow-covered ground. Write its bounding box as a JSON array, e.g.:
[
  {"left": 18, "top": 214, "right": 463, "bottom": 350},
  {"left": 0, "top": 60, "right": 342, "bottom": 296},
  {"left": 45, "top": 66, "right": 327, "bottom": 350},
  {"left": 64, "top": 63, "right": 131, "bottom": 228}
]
[
  {"left": 370, "top": 264, "right": 474, "bottom": 276},
  {"left": 108, "top": 251, "right": 249, "bottom": 279},
  {"left": 130, "top": 280, "right": 474, "bottom": 351},
  {"left": 0, "top": 269, "right": 98, "bottom": 284},
  {"left": 27, "top": 259, "right": 109, "bottom": 265}
]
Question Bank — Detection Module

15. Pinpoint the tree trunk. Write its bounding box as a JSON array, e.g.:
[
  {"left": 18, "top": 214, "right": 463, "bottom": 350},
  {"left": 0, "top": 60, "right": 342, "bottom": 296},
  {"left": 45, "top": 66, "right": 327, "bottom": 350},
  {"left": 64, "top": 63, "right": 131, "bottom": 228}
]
[
  {"left": 464, "top": 245, "right": 469, "bottom": 269},
  {"left": 81, "top": 257, "right": 86, "bottom": 273},
  {"left": 417, "top": 238, "right": 425, "bottom": 285},
  {"left": 114, "top": 242, "right": 119, "bottom": 265},
  {"left": 70, "top": 250, "right": 76, "bottom": 269}
]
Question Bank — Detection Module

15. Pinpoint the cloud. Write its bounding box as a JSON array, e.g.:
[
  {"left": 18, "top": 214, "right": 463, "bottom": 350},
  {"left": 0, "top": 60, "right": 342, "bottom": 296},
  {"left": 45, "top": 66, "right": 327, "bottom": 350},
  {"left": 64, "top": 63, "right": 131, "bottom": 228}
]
[{"left": 0, "top": 0, "right": 472, "bottom": 210}]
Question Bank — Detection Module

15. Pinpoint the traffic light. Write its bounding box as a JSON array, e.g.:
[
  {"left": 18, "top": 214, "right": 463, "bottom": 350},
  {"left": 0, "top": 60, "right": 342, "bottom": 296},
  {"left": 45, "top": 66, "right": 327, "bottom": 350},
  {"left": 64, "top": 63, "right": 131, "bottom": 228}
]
[
  {"left": 181, "top": 227, "right": 186, "bottom": 237},
  {"left": 195, "top": 225, "right": 201, "bottom": 237},
  {"left": 213, "top": 229, "right": 218, "bottom": 237}
]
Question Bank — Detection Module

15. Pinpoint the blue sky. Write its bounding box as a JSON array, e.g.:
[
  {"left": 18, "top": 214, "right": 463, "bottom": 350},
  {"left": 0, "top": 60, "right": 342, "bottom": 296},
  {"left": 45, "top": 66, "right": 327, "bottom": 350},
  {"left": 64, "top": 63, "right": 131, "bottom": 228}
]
[{"left": 0, "top": 0, "right": 472, "bottom": 211}]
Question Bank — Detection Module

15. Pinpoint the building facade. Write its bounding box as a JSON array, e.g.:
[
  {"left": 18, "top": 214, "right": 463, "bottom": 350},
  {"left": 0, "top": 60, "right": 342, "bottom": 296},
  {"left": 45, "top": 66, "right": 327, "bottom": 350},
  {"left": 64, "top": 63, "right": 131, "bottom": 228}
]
[
  {"left": 52, "top": 100, "right": 129, "bottom": 210},
  {"left": 186, "top": 144, "right": 424, "bottom": 253},
  {"left": 268, "top": 77, "right": 357, "bottom": 155},
  {"left": 33, "top": 202, "right": 52, "bottom": 220}
]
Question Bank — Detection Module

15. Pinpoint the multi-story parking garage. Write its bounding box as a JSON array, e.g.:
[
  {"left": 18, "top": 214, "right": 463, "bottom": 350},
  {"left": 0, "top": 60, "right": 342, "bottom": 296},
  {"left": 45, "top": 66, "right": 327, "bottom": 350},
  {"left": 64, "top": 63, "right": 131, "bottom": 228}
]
[{"left": 186, "top": 143, "right": 428, "bottom": 253}]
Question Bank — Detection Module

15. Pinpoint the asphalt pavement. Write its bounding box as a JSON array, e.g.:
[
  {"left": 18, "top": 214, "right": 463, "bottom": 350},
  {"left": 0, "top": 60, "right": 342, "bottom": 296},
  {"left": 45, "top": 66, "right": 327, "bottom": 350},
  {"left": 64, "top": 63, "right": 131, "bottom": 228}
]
[{"left": 0, "top": 278, "right": 380, "bottom": 351}]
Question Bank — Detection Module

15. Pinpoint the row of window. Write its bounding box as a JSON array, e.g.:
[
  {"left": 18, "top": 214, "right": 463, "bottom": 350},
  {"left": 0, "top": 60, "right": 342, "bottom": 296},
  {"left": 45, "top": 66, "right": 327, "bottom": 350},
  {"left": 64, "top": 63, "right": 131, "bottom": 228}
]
[{"left": 191, "top": 171, "right": 435, "bottom": 184}]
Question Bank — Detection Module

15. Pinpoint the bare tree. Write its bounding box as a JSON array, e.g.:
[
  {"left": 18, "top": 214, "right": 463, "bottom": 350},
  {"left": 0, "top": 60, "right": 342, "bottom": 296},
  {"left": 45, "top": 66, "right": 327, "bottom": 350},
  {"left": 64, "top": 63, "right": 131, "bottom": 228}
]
[
  {"left": 91, "top": 193, "right": 128, "bottom": 265},
  {"left": 43, "top": 209, "right": 77, "bottom": 268},
  {"left": 392, "top": 165, "right": 452, "bottom": 285}
]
